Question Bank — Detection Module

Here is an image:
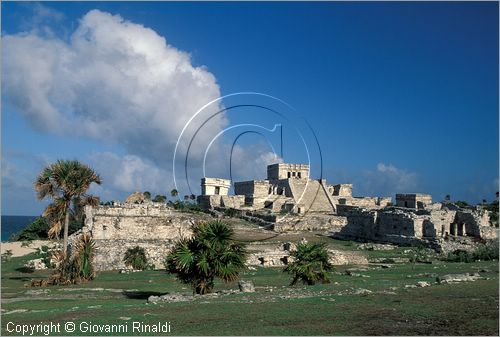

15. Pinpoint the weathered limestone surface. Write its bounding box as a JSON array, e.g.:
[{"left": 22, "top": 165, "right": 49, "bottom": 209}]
[
  {"left": 78, "top": 203, "right": 195, "bottom": 271},
  {"left": 273, "top": 214, "right": 347, "bottom": 232},
  {"left": 334, "top": 204, "right": 498, "bottom": 247},
  {"left": 246, "top": 242, "right": 368, "bottom": 267},
  {"left": 201, "top": 177, "right": 231, "bottom": 196},
  {"left": 396, "top": 193, "right": 433, "bottom": 209}
]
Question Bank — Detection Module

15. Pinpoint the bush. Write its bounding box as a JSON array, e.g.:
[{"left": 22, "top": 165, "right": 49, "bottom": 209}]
[
  {"left": 152, "top": 195, "right": 167, "bottom": 203},
  {"left": 473, "top": 240, "right": 499, "bottom": 261},
  {"left": 35, "top": 245, "right": 54, "bottom": 268},
  {"left": 284, "top": 242, "right": 333, "bottom": 286},
  {"left": 445, "top": 249, "right": 474, "bottom": 263},
  {"left": 32, "top": 233, "right": 96, "bottom": 286},
  {"left": 10, "top": 217, "right": 50, "bottom": 241},
  {"left": 171, "top": 200, "right": 203, "bottom": 213},
  {"left": 10, "top": 217, "right": 84, "bottom": 241},
  {"left": 123, "top": 246, "right": 148, "bottom": 270},
  {"left": 165, "top": 220, "right": 246, "bottom": 295},
  {"left": 1, "top": 250, "right": 13, "bottom": 262},
  {"left": 444, "top": 241, "right": 498, "bottom": 263},
  {"left": 223, "top": 208, "right": 240, "bottom": 217},
  {"left": 409, "top": 246, "right": 435, "bottom": 264}
]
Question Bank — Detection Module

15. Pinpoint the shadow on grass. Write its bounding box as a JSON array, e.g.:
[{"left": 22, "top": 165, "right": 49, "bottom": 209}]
[
  {"left": 14, "top": 266, "right": 35, "bottom": 273},
  {"left": 122, "top": 290, "right": 164, "bottom": 299}
]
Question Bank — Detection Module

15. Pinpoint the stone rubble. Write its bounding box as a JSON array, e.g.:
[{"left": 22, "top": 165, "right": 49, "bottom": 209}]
[
  {"left": 437, "top": 273, "right": 483, "bottom": 284},
  {"left": 238, "top": 280, "right": 255, "bottom": 293}
]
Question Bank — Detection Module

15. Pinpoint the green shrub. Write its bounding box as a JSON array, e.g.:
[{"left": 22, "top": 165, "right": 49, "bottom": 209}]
[
  {"left": 10, "top": 217, "right": 50, "bottom": 241},
  {"left": 32, "top": 233, "right": 96, "bottom": 286},
  {"left": 279, "top": 208, "right": 291, "bottom": 215},
  {"left": 473, "top": 240, "right": 499, "bottom": 261},
  {"left": 284, "top": 242, "right": 333, "bottom": 286},
  {"left": 223, "top": 208, "right": 240, "bottom": 217},
  {"left": 165, "top": 220, "right": 246, "bottom": 295},
  {"left": 409, "top": 246, "right": 435, "bottom": 264},
  {"left": 171, "top": 200, "right": 203, "bottom": 213},
  {"left": 152, "top": 195, "right": 167, "bottom": 203},
  {"left": 1, "top": 250, "right": 13, "bottom": 261},
  {"left": 35, "top": 245, "right": 54, "bottom": 268},
  {"left": 10, "top": 217, "right": 84, "bottom": 241},
  {"left": 123, "top": 246, "right": 148, "bottom": 270},
  {"left": 444, "top": 241, "right": 498, "bottom": 263},
  {"left": 445, "top": 249, "right": 474, "bottom": 263}
]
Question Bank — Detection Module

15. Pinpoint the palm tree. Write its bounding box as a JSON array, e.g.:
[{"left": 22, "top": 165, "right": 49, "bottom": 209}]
[
  {"left": 165, "top": 220, "right": 246, "bottom": 295},
  {"left": 170, "top": 189, "right": 178, "bottom": 198},
  {"left": 189, "top": 194, "right": 196, "bottom": 201},
  {"left": 284, "top": 242, "right": 333, "bottom": 286},
  {"left": 153, "top": 195, "right": 167, "bottom": 203},
  {"left": 34, "top": 160, "right": 101, "bottom": 253}
]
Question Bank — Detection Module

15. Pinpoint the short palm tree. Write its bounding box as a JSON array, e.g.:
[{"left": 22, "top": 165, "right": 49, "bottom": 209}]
[
  {"left": 165, "top": 220, "right": 246, "bottom": 295},
  {"left": 34, "top": 160, "right": 101, "bottom": 253},
  {"left": 124, "top": 246, "right": 148, "bottom": 270},
  {"left": 48, "top": 233, "right": 96, "bottom": 285},
  {"left": 284, "top": 242, "right": 333, "bottom": 286}
]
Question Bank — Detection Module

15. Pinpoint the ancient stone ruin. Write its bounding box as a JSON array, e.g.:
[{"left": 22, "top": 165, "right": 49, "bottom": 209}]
[
  {"left": 71, "top": 163, "right": 498, "bottom": 271},
  {"left": 198, "top": 162, "right": 498, "bottom": 250},
  {"left": 73, "top": 200, "right": 196, "bottom": 271}
]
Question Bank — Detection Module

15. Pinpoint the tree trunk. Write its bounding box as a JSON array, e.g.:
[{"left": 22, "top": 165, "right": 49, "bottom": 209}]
[{"left": 63, "top": 205, "right": 70, "bottom": 254}]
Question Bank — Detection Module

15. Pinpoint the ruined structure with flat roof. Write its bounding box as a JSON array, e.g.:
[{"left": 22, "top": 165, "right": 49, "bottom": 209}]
[
  {"left": 200, "top": 163, "right": 391, "bottom": 214},
  {"left": 70, "top": 163, "right": 498, "bottom": 271},
  {"left": 198, "top": 162, "right": 498, "bottom": 249}
]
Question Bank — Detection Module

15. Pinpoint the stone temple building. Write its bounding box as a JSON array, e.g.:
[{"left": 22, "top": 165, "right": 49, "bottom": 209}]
[
  {"left": 198, "top": 163, "right": 391, "bottom": 214},
  {"left": 197, "top": 162, "right": 498, "bottom": 247},
  {"left": 70, "top": 163, "right": 497, "bottom": 271}
]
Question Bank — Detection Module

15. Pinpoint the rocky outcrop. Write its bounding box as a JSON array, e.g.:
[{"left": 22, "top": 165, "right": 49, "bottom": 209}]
[
  {"left": 437, "top": 273, "right": 483, "bottom": 284},
  {"left": 238, "top": 280, "right": 255, "bottom": 293}
]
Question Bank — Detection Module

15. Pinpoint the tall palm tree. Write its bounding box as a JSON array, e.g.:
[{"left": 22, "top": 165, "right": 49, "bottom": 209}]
[
  {"left": 34, "top": 160, "right": 101, "bottom": 253},
  {"left": 165, "top": 220, "right": 246, "bottom": 294},
  {"left": 170, "top": 188, "right": 178, "bottom": 198}
]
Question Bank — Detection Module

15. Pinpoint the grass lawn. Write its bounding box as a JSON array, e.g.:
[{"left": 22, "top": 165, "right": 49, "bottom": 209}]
[{"left": 1, "top": 246, "right": 498, "bottom": 336}]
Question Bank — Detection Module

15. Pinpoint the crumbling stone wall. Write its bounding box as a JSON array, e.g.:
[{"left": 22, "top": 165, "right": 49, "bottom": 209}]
[
  {"left": 79, "top": 203, "right": 195, "bottom": 271},
  {"left": 273, "top": 214, "right": 347, "bottom": 232}
]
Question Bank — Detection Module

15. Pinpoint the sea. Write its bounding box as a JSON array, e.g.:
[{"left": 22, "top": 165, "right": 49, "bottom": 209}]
[{"left": 1, "top": 215, "right": 37, "bottom": 242}]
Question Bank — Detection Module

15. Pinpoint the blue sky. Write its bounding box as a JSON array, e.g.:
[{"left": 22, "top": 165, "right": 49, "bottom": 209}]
[{"left": 2, "top": 1, "right": 498, "bottom": 215}]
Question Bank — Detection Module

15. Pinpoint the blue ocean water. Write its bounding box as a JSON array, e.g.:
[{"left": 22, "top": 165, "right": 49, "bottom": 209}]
[{"left": 1, "top": 215, "right": 37, "bottom": 241}]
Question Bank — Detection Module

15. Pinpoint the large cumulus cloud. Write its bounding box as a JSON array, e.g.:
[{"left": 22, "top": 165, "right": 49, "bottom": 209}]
[
  {"left": 2, "top": 8, "right": 281, "bottom": 202},
  {"left": 2, "top": 9, "right": 226, "bottom": 164}
]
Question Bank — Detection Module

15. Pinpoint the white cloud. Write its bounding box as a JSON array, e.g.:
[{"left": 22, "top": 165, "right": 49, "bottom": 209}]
[
  {"left": 88, "top": 152, "right": 171, "bottom": 195},
  {"left": 2, "top": 9, "right": 285, "bottom": 202},
  {"left": 355, "top": 163, "right": 418, "bottom": 197},
  {"left": 2, "top": 9, "right": 226, "bottom": 165}
]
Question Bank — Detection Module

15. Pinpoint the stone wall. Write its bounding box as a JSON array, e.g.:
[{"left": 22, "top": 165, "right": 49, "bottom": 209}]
[
  {"left": 78, "top": 204, "right": 195, "bottom": 271},
  {"left": 396, "top": 193, "right": 432, "bottom": 209},
  {"left": 334, "top": 204, "right": 497, "bottom": 247},
  {"left": 234, "top": 180, "right": 270, "bottom": 198},
  {"left": 331, "top": 184, "right": 353, "bottom": 197},
  {"left": 221, "top": 195, "right": 245, "bottom": 209},
  {"left": 267, "top": 163, "right": 310, "bottom": 180},
  {"left": 273, "top": 214, "right": 347, "bottom": 232},
  {"left": 201, "top": 177, "right": 231, "bottom": 196}
]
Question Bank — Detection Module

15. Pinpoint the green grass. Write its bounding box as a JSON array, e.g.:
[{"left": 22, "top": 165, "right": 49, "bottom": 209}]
[{"left": 2, "top": 251, "right": 498, "bottom": 335}]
